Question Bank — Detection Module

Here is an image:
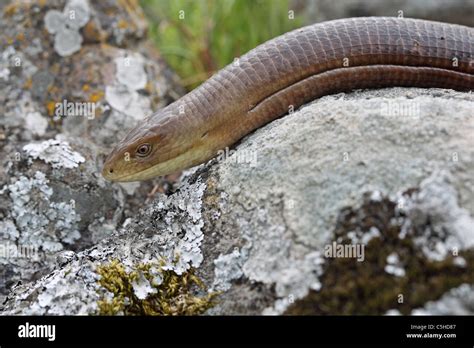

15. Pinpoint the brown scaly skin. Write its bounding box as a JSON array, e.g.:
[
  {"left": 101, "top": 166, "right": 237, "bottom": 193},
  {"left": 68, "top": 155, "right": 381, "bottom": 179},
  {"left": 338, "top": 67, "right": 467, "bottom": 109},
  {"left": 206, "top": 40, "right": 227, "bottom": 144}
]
[{"left": 102, "top": 17, "right": 473, "bottom": 182}]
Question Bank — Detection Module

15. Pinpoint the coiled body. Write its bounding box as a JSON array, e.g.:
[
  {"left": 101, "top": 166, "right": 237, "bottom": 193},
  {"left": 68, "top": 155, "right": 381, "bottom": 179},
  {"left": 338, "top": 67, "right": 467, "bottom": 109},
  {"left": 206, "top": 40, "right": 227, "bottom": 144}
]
[{"left": 103, "top": 17, "right": 473, "bottom": 182}]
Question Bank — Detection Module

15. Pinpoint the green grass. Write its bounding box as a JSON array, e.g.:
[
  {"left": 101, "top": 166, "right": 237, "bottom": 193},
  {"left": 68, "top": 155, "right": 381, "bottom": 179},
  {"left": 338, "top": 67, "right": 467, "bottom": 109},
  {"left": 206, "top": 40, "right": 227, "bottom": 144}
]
[{"left": 141, "top": 0, "right": 304, "bottom": 89}]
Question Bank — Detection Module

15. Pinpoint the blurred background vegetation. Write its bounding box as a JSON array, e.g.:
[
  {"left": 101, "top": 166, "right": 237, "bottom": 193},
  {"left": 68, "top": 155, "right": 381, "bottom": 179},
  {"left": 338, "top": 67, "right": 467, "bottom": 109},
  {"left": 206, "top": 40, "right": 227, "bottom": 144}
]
[
  {"left": 141, "top": 0, "right": 304, "bottom": 89},
  {"left": 140, "top": 0, "right": 472, "bottom": 90}
]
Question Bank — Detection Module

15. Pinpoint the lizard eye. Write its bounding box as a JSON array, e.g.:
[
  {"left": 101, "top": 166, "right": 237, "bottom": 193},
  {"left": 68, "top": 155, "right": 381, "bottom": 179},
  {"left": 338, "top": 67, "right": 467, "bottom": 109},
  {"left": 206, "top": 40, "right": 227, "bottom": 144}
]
[{"left": 136, "top": 143, "right": 152, "bottom": 157}]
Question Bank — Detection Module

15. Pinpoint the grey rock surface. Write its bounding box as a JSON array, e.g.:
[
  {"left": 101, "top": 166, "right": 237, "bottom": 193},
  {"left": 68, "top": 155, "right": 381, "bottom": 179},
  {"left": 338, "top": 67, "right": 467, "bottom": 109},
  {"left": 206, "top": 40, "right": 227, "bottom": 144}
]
[
  {"left": 203, "top": 88, "right": 474, "bottom": 314},
  {"left": 2, "top": 88, "right": 473, "bottom": 315}
]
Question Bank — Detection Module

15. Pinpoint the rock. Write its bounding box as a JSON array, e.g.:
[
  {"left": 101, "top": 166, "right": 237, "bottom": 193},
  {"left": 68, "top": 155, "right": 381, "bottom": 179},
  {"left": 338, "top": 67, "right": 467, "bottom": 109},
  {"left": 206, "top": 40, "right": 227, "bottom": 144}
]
[
  {"left": 2, "top": 88, "right": 473, "bottom": 315},
  {"left": 1, "top": 175, "right": 211, "bottom": 314},
  {"left": 0, "top": 0, "right": 184, "bottom": 304},
  {"left": 205, "top": 88, "right": 474, "bottom": 315}
]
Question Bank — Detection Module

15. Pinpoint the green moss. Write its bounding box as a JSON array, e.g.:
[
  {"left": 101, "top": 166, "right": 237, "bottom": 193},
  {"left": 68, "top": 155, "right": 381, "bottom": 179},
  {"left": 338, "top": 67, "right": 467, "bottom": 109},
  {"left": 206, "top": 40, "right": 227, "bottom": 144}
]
[
  {"left": 285, "top": 193, "right": 474, "bottom": 315},
  {"left": 96, "top": 259, "right": 218, "bottom": 315}
]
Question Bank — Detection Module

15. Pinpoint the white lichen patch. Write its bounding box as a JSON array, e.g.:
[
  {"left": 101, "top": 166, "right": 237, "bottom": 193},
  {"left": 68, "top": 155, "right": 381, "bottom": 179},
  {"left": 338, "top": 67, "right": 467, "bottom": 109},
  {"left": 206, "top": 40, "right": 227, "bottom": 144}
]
[
  {"left": 23, "top": 138, "right": 85, "bottom": 169},
  {"left": 1, "top": 171, "right": 81, "bottom": 253},
  {"left": 346, "top": 226, "right": 381, "bottom": 245},
  {"left": 64, "top": 0, "right": 91, "bottom": 29},
  {"left": 384, "top": 252, "right": 406, "bottom": 277},
  {"left": 45, "top": 10, "right": 65, "bottom": 34},
  {"left": 369, "top": 190, "right": 383, "bottom": 202},
  {"left": 24, "top": 112, "right": 48, "bottom": 136},
  {"left": 0, "top": 67, "right": 10, "bottom": 81},
  {"left": 257, "top": 250, "right": 325, "bottom": 315},
  {"left": 401, "top": 171, "right": 474, "bottom": 261},
  {"left": 452, "top": 256, "right": 467, "bottom": 268},
  {"left": 44, "top": 0, "right": 90, "bottom": 57},
  {"left": 1, "top": 46, "right": 16, "bottom": 81},
  {"left": 412, "top": 284, "right": 474, "bottom": 315},
  {"left": 0, "top": 220, "right": 26, "bottom": 267},
  {"left": 2, "top": 259, "right": 102, "bottom": 315},
  {"left": 385, "top": 309, "right": 402, "bottom": 316},
  {"left": 261, "top": 251, "right": 324, "bottom": 315},
  {"left": 0, "top": 219, "right": 19, "bottom": 241},
  {"left": 1, "top": 46, "right": 37, "bottom": 86},
  {"left": 2, "top": 46, "right": 38, "bottom": 76},
  {"left": 105, "top": 85, "right": 151, "bottom": 119},
  {"left": 131, "top": 271, "right": 157, "bottom": 300},
  {"left": 105, "top": 52, "right": 151, "bottom": 119},
  {"left": 111, "top": 178, "right": 207, "bottom": 276},
  {"left": 115, "top": 55, "right": 147, "bottom": 91},
  {"left": 160, "top": 180, "right": 207, "bottom": 274},
  {"left": 56, "top": 250, "right": 78, "bottom": 267},
  {"left": 54, "top": 27, "right": 83, "bottom": 57},
  {"left": 105, "top": 51, "right": 151, "bottom": 122},
  {"left": 212, "top": 248, "right": 246, "bottom": 291}
]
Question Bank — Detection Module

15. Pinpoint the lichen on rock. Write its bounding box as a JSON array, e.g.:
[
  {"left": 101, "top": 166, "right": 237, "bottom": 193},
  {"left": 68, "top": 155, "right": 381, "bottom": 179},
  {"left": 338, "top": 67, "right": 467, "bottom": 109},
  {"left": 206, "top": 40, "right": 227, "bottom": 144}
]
[
  {"left": 0, "top": 0, "right": 184, "bottom": 309},
  {"left": 0, "top": 173, "right": 212, "bottom": 314},
  {"left": 201, "top": 88, "right": 474, "bottom": 315},
  {"left": 44, "top": 0, "right": 91, "bottom": 57},
  {"left": 1, "top": 170, "right": 81, "bottom": 252},
  {"left": 23, "top": 138, "right": 86, "bottom": 169}
]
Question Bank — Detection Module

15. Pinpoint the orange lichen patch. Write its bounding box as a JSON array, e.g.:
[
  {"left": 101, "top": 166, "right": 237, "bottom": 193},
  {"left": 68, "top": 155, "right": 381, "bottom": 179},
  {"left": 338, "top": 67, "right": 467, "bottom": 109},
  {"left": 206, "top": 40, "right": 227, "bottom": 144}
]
[
  {"left": 16, "top": 32, "right": 25, "bottom": 42},
  {"left": 46, "top": 101, "right": 57, "bottom": 117},
  {"left": 48, "top": 85, "right": 58, "bottom": 94},
  {"left": 117, "top": 19, "right": 128, "bottom": 29},
  {"left": 121, "top": 0, "right": 147, "bottom": 21},
  {"left": 117, "top": 0, "right": 148, "bottom": 32},
  {"left": 89, "top": 91, "right": 104, "bottom": 103},
  {"left": 49, "top": 63, "right": 59, "bottom": 74},
  {"left": 23, "top": 78, "right": 33, "bottom": 90},
  {"left": 83, "top": 21, "right": 106, "bottom": 43},
  {"left": 3, "top": 3, "right": 18, "bottom": 17},
  {"left": 82, "top": 84, "right": 90, "bottom": 92},
  {"left": 144, "top": 82, "right": 153, "bottom": 94},
  {"left": 104, "top": 7, "right": 117, "bottom": 16},
  {"left": 38, "top": 0, "right": 48, "bottom": 7}
]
